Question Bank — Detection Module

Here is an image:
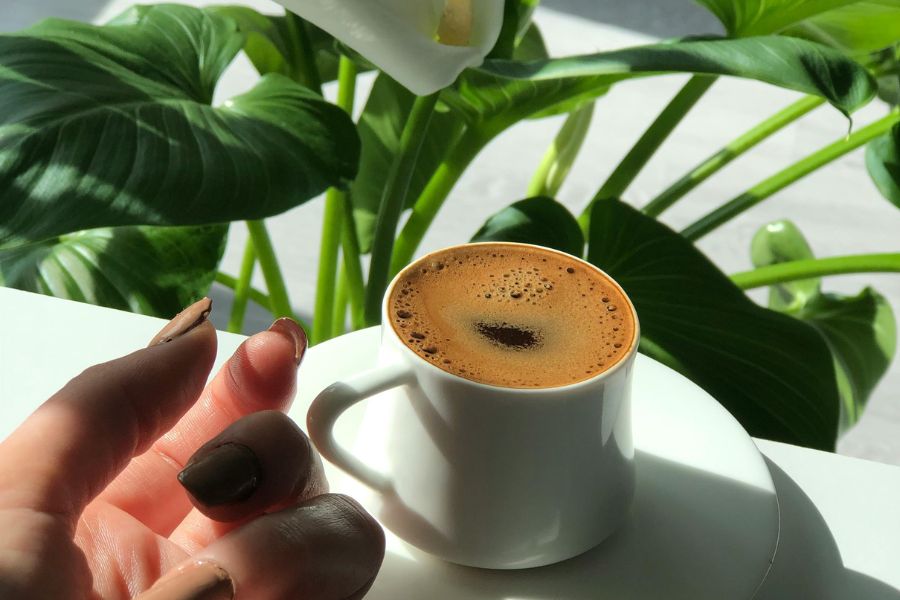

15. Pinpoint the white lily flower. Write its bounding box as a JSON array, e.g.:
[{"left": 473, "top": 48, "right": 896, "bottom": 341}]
[{"left": 273, "top": 0, "right": 506, "bottom": 95}]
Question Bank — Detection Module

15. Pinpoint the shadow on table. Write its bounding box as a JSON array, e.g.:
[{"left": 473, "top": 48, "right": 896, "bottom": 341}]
[
  {"left": 368, "top": 452, "right": 899, "bottom": 599},
  {"left": 755, "top": 458, "right": 900, "bottom": 600},
  {"left": 540, "top": 0, "right": 724, "bottom": 38}
]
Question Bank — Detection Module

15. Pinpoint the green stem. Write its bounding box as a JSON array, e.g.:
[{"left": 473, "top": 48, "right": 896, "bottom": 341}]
[
  {"left": 364, "top": 93, "right": 441, "bottom": 325},
  {"left": 389, "top": 127, "right": 488, "bottom": 277},
  {"left": 286, "top": 11, "right": 322, "bottom": 93},
  {"left": 683, "top": 111, "right": 900, "bottom": 241},
  {"left": 527, "top": 103, "right": 595, "bottom": 198},
  {"left": 644, "top": 95, "right": 825, "bottom": 218},
  {"left": 215, "top": 272, "right": 272, "bottom": 313},
  {"left": 579, "top": 75, "right": 716, "bottom": 232},
  {"left": 227, "top": 239, "right": 257, "bottom": 333},
  {"left": 340, "top": 194, "right": 366, "bottom": 330},
  {"left": 331, "top": 262, "right": 350, "bottom": 338},
  {"left": 311, "top": 57, "right": 357, "bottom": 345},
  {"left": 246, "top": 220, "right": 296, "bottom": 320},
  {"left": 731, "top": 254, "right": 900, "bottom": 290},
  {"left": 312, "top": 189, "right": 344, "bottom": 344}
]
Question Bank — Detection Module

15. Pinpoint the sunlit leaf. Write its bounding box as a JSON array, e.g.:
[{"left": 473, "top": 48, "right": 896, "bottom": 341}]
[
  {"left": 750, "top": 220, "right": 821, "bottom": 311},
  {"left": 750, "top": 219, "right": 897, "bottom": 431},
  {"left": 0, "top": 4, "right": 359, "bottom": 249},
  {"left": 0, "top": 224, "right": 227, "bottom": 317}
]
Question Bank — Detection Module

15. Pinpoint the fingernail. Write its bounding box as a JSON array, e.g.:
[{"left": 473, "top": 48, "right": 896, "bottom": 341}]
[
  {"left": 178, "top": 443, "right": 263, "bottom": 507},
  {"left": 149, "top": 298, "right": 212, "bottom": 347},
  {"left": 268, "top": 317, "right": 308, "bottom": 366},
  {"left": 137, "top": 560, "right": 233, "bottom": 600}
]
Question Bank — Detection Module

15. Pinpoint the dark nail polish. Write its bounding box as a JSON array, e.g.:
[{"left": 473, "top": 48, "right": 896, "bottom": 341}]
[
  {"left": 149, "top": 298, "right": 212, "bottom": 347},
  {"left": 178, "top": 443, "right": 262, "bottom": 507},
  {"left": 268, "top": 317, "right": 308, "bottom": 366},
  {"left": 136, "top": 561, "right": 234, "bottom": 600}
]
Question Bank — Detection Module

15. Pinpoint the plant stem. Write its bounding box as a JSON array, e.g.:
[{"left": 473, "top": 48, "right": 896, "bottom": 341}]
[
  {"left": 731, "top": 254, "right": 900, "bottom": 290},
  {"left": 579, "top": 75, "right": 716, "bottom": 232},
  {"left": 683, "top": 111, "right": 900, "bottom": 241},
  {"left": 227, "top": 239, "right": 257, "bottom": 333},
  {"left": 527, "top": 103, "right": 595, "bottom": 198},
  {"left": 331, "top": 262, "right": 350, "bottom": 338},
  {"left": 312, "top": 189, "right": 344, "bottom": 344},
  {"left": 215, "top": 272, "right": 271, "bottom": 312},
  {"left": 286, "top": 11, "right": 322, "bottom": 93},
  {"left": 340, "top": 194, "right": 367, "bottom": 330},
  {"left": 311, "top": 56, "right": 357, "bottom": 345},
  {"left": 644, "top": 95, "right": 825, "bottom": 218},
  {"left": 364, "top": 93, "right": 441, "bottom": 325},
  {"left": 390, "top": 127, "right": 488, "bottom": 277},
  {"left": 246, "top": 220, "right": 296, "bottom": 320}
]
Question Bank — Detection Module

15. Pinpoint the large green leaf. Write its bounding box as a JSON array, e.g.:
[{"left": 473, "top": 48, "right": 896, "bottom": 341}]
[
  {"left": 0, "top": 4, "right": 359, "bottom": 250},
  {"left": 866, "top": 123, "right": 900, "bottom": 208},
  {"left": 456, "top": 35, "right": 875, "bottom": 131},
  {"left": 470, "top": 196, "right": 584, "bottom": 257},
  {"left": 0, "top": 224, "right": 227, "bottom": 317},
  {"left": 587, "top": 200, "right": 839, "bottom": 450},
  {"left": 783, "top": 1, "right": 900, "bottom": 54},
  {"left": 351, "top": 74, "right": 466, "bottom": 253},
  {"left": 750, "top": 220, "right": 897, "bottom": 431}
]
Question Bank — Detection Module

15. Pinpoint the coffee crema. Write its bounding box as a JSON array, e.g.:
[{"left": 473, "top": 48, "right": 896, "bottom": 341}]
[{"left": 387, "top": 244, "right": 636, "bottom": 388}]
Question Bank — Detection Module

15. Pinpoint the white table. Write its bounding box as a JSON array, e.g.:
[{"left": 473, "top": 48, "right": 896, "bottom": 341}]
[{"left": 1, "top": 288, "right": 898, "bottom": 598}]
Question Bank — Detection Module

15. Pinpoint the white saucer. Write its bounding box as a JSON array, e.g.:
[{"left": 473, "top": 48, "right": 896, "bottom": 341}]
[{"left": 292, "top": 327, "right": 780, "bottom": 599}]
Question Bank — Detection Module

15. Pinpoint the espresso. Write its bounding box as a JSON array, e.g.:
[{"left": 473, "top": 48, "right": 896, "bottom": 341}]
[{"left": 387, "top": 244, "right": 636, "bottom": 388}]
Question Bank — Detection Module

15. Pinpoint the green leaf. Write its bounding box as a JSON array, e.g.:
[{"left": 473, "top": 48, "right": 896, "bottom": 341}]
[
  {"left": 750, "top": 220, "right": 897, "bottom": 431},
  {"left": 800, "top": 290, "right": 896, "bottom": 431},
  {"left": 0, "top": 224, "right": 227, "bottom": 317},
  {"left": 514, "top": 22, "right": 549, "bottom": 62},
  {"left": 694, "top": 0, "right": 900, "bottom": 54},
  {"left": 865, "top": 123, "right": 900, "bottom": 208},
  {"left": 461, "top": 36, "right": 875, "bottom": 128},
  {"left": 693, "top": 0, "right": 858, "bottom": 36},
  {"left": 783, "top": 2, "right": 900, "bottom": 54},
  {"left": 206, "top": 5, "right": 363, "bottom": 83},
  {"left": 0, "top": 4, "right": 359, "bottom": 250},
  {"left": 489, "top": 0, "right": 541, "bottom": 59},
  {"left": 471, "top": 197, "right": 584, "bottom": 257},
  {"left": 351, "top": 74, "right": 465, "bottom": 253},
  {"left": 750, "top": 220, "right": 821, "bottom": 310},
  {"left": 587, "top": 200, "right": 839, "bottom": 450}
]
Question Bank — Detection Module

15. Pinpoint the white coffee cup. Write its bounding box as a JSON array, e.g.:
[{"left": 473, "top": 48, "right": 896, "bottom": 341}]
[{"left": 308, "top": 243, "right": 639, "bottom": 569}]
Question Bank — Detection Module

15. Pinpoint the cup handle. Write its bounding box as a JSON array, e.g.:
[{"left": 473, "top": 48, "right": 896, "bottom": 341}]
[{"left": 307, "top": 362, "right": 415, "bottom": 493}]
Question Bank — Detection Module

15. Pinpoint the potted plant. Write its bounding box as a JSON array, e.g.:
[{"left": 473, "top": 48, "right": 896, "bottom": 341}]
[{"left": 1, "top": 0, "right": 898, "bottom": 451}]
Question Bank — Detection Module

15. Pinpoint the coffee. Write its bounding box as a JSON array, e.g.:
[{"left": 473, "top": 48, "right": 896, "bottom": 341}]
[{"left": 387, "top": 243, "right": 636, "bottom": 388}]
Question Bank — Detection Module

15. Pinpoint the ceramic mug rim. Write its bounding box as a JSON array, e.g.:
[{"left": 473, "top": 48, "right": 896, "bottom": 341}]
[{"left": 381, "top": 242, "right": 641, "bottom": 395}]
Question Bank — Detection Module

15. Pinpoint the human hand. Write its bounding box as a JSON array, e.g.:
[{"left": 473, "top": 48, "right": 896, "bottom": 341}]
[{"left": 0, "top": 299, "right": 384, "bottom": 599}]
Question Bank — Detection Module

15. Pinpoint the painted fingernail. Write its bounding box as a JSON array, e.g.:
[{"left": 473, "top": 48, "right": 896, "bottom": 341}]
[
  {"left": 136, "top": 560, "right": 234, "bottom": 600},
  {"left": 268, "top": 317, "right": 308, "bottom": 366},
  {"left": 178, "top": 442, "right": 263, "bottom": 507},
  {"left": 149, "top": 298, "right": 213, "bottom": 347}
]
